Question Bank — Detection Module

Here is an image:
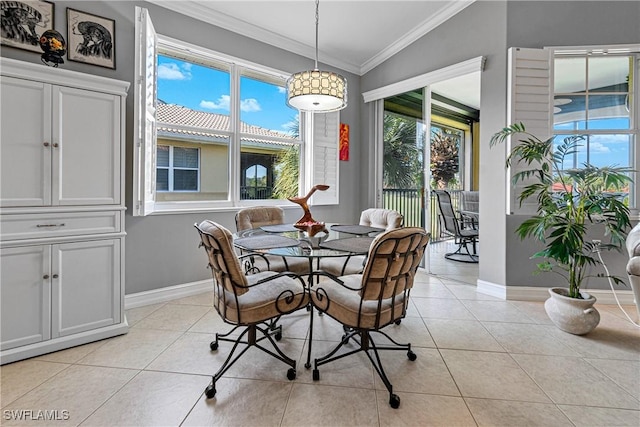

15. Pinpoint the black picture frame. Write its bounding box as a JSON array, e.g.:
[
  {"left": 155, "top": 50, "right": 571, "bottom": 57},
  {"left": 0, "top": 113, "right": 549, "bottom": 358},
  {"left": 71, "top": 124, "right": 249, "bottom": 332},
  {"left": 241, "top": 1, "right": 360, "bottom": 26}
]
[
  {"left": 66, "top": 7, "right": 115, "bottom": 69},
  {"left": 0, "top": 0, "right": 54, "bottom": 53}
]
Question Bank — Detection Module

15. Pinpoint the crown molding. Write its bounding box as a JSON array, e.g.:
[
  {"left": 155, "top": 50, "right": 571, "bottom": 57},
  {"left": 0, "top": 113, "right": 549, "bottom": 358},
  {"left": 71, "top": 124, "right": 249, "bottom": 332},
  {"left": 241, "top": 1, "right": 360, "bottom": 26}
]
[
  {"left": 147, "top": 1, "right": 475, "bottom": 77},
  {"left": 147, "top": 0, "right": 361, "bottom": 75},
  {"left": 360, "top": 0, "right": 476, "bottom": 75}
]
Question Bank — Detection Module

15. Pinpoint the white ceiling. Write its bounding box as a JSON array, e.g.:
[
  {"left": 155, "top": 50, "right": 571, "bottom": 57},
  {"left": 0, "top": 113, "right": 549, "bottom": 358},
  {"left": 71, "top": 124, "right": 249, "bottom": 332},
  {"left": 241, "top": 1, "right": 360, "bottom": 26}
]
[{"left": 149, "top": 0, "right": 480, "bottom": 109}]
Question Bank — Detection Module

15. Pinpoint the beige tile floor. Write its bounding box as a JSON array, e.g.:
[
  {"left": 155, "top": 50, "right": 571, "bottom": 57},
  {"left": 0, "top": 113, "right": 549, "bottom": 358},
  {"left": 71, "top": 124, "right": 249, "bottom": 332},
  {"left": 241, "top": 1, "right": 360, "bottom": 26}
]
[{"left": 2, "top": 264, "right": 640, "bottom": 426}]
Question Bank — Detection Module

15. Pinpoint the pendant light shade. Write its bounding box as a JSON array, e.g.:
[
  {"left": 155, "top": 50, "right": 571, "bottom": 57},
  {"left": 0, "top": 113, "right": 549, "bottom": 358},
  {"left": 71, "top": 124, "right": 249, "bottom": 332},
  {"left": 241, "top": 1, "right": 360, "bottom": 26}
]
[
  {"left": 286, "top": 0, "right": 347, "bottom": 112},
  {"left": 286, "top": 70, "right": 347, "bottom": 112}
]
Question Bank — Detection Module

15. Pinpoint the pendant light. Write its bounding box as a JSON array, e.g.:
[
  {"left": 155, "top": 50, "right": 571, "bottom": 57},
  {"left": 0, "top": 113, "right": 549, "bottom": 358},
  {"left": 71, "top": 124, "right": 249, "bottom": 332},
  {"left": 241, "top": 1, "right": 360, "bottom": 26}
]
[{"left": 286, "top": 0, "right": 347, "bottom": 112}]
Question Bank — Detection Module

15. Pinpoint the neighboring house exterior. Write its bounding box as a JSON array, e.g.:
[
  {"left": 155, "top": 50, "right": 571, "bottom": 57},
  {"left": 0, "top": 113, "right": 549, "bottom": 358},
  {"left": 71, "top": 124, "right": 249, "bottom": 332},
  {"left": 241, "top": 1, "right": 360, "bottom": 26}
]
[{"left": 156, "top": 102, "right": 295, "bottom": 202}]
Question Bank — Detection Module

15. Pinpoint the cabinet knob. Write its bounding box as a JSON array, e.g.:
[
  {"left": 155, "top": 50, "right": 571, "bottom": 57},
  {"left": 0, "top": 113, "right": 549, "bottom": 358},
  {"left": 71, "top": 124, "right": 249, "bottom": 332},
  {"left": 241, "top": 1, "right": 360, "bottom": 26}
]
[
  {"left": 43, "top": 274, "right": 49, "bottom": 279},
  {"left": 52, "top": 274, "right": 59, "bottom": 279},
  {"left": 43, "top": 142, "right": 50, "bottom": 147},
  {"left": 52, "top": 143, "right": 59, "bottom": 148}
]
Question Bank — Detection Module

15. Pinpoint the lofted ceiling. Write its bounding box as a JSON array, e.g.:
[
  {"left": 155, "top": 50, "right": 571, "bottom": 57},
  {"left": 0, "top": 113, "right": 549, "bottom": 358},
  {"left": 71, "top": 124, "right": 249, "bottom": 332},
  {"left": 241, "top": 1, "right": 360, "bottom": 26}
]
[{"left": 149, "top": 0, "right": 480, "bottom": 109}]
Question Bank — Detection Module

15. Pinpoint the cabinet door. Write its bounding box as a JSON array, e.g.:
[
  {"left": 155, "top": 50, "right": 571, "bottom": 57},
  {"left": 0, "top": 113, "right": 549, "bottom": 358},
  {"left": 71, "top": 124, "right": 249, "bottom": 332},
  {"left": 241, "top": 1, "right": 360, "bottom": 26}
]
[
  {"left": 0, "top": 246, "right": 51, "bottom": 350},
  {"left": 51, "top": 239, "right": 120, "bottom": 338},
  {"left": 52, "top": 87, "right": 121, "bottom": 206},
  {"left": 0, "top": 77, "right": 52, "bottom": 207}
]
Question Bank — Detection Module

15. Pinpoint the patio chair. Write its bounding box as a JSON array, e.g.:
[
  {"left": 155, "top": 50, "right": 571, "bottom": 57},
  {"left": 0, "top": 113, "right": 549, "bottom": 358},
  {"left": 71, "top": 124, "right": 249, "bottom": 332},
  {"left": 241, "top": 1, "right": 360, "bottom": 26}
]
[{"left": 434, "top": 190, "right": 478, "bottom": 263}]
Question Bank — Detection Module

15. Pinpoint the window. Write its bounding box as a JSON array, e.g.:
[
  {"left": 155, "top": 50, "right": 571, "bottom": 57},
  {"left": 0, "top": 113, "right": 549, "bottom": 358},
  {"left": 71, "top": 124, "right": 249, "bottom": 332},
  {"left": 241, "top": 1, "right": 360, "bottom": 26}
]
[
  {"left": 132, "top": 7, "right": 339, "bottom": 215},
  {"left": 507, "top": 45, "right": 639, "bottom": 214},
  {"left": 156, "top": 145, "right": 199, "bottom": 192},
  {"left": 553, "top": 54, "right": 637, "bottom": 188}
]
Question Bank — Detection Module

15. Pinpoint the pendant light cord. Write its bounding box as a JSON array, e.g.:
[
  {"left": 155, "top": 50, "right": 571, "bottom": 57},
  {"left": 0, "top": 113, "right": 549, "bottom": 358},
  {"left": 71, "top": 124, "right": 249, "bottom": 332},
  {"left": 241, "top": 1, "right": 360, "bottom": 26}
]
[{"left": 314, "top": 0, "right": 319, "bottom": 70}]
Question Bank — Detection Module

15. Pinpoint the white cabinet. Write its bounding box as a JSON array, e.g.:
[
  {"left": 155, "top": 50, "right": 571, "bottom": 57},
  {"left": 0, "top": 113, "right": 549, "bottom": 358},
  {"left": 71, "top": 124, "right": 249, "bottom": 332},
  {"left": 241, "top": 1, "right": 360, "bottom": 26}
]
[
  {"left": 0, "top": 246, "right": 51, "bottom": 350},
  {"left": 1, "top": 78, "right": 121, "bottom": 207},
  {"left": 0, "top": 58, "right": 129, "bottom": 364}
]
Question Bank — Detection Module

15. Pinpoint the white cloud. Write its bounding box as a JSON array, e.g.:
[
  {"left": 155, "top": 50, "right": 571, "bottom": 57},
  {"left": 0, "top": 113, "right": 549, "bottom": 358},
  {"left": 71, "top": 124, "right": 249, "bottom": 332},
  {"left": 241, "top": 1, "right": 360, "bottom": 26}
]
[
  {"left": 593, "top": 134, "right": 628, "bottom": 145},
  {"left": 200, "top": 95, "right": 230, "bottom": 110},
  {"left": 241, "top": 98, "right": 261, "bottom": 112},
  {"left": 158, "top": 63, "right": 191, "bottom": 80},
  {"left": 589, "top": 141, "right": 611, "bottom": 153}
]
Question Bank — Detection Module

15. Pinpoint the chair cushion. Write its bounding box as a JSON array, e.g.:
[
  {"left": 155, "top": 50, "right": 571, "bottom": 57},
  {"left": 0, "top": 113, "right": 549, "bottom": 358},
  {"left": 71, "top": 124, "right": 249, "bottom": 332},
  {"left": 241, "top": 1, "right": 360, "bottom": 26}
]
[
  {"left": 222, "top": 271, "right": 309, "bottom": 324},
  {"left": 198, "top": 220, "right": 249, "bottom": 294},
  {"left": 311, "top": 274, "right": 406, "bottom": 329},
  {"left": 318, "top": 255, "right": 365, "bottom": 276},
  {"left": 359, "top": 208, "right": 403, "bottom": 231},
  {"left": 360, "top": 227, "right": 430, "bottom": 300},
  {"left": 236, "top": 206, "right": 285, "bottom": 231}
]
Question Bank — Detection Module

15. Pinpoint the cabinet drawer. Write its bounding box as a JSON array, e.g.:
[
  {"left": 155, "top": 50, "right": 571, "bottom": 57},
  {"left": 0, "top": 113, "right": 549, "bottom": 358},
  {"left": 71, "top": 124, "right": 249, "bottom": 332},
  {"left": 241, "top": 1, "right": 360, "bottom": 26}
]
[{"left": 1, "top": 211, "right": 121, "bottom": 241}]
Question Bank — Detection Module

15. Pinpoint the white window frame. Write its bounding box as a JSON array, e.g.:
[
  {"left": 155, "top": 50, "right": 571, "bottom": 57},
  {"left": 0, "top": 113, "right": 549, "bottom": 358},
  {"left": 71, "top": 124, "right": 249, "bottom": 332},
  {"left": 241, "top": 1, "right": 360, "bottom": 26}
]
[
  {"left": 507, "top": 44, "right": 639, "bottom": 215},
  {"left": 156, "top": 145, "right": 200, "bottom": 192},
  {"left": 133, "top": 7, "right": 339, "bottom": 216}
]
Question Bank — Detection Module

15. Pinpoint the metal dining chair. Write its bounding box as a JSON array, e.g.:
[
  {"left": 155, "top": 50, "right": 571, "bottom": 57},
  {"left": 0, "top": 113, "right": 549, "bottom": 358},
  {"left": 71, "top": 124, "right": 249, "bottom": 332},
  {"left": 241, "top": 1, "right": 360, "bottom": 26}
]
[
  {"left": 319, "top": 208, "right": 404, "bottom": 277},
  {"left": 195, "top": 220, "right": 309, "bottom": 398},
  {"left": 310, "top": 227, "right": 430, "bottom": 408},
  {"left": 235, "top": 206, "right": 310, "bottom": 274}
]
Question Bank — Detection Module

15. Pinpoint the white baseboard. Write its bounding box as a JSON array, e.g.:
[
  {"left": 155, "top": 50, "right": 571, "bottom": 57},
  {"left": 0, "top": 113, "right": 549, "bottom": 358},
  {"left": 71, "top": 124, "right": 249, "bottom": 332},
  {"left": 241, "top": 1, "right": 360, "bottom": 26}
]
[
  {"left": 125, "top": 280, "right": 213, "bottom": 309},
  {"left": 476, "top": 280, "right": 508, "bottom": 299},
  {"left": 476, "top": 280, "right": 637, "bottom": 305},
  {"left": 125, "top": 276, "right": 637, "bottom": 310}
]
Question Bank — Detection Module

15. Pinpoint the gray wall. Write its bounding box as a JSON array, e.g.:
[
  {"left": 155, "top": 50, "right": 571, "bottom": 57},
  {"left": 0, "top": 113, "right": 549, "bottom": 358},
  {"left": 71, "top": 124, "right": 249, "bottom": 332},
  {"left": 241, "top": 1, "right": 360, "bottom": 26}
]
[
  {"left": 361, "top": 1, "right": 510, "bottom": 287},
  {"left": 504, "top": 1, "right": 640, "bottom": 290},
  {"left": 1, "top": 1, "right": 362, "bottom": 294},
  {"left": 361, "top": 0, "right": 640, "bottom": 291}
]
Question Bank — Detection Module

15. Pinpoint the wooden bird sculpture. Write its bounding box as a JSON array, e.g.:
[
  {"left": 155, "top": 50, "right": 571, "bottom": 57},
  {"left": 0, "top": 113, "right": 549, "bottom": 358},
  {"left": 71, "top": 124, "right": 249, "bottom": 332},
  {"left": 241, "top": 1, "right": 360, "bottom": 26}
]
[{"left": 289, "top": 184, "right": 329, "bottom": 236}]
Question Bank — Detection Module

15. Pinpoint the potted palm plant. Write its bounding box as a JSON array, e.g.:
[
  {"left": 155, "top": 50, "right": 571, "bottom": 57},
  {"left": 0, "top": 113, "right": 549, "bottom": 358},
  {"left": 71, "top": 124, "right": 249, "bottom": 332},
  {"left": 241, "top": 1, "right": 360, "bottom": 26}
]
[{"left": 490, "top": 123, "right": 632, "bottom": 334}]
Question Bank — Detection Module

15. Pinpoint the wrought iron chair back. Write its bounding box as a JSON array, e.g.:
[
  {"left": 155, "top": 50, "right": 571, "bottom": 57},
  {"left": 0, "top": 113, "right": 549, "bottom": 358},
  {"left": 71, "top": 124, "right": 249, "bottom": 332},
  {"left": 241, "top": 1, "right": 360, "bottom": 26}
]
[{"left": 310, "top": 227, "right": 430, "bottom": 408}]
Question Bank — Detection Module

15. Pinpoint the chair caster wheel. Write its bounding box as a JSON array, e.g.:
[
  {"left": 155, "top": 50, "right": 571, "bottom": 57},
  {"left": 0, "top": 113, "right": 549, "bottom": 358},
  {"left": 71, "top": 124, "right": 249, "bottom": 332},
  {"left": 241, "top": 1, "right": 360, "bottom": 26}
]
[
  {"left": 205, "top": 384, "right": 216, "bottom": 399},
  {"left": 389, "top": 393, "right": 400, "bottom": 409},
  {"left": 286, "top": 368, "right": 296, "bottom": 381},
  {"left": 395, "top": 319, "right": 402, "bottom": 325},
  {"left": 210, "top": 341, "right": 218, "bottom": 351},
  {"left": 275, "top": 331, "right": 282, "bottom": 341},
  {"left": 407, "top": 350, "right": 417, "bottom": 361},
  {"left": 312, "top": 369, "right": 320, "bottom": 381},
  {"left": 304, "top": 362, "right": 311, "bottom": 369}
]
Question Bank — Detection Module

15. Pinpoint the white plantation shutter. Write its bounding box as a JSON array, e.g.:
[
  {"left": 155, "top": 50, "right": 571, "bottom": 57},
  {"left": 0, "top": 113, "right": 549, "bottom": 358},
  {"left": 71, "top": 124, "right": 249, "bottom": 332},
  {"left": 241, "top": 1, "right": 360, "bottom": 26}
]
[
  {"left": 507, "top": 47, "right": 552, "bottom": 215},
  {"left": 307, "top": 112, "right": 339, "bottom": 205},
  {"left": 133, "top": 7, "right": 157, "bottom": 216}
]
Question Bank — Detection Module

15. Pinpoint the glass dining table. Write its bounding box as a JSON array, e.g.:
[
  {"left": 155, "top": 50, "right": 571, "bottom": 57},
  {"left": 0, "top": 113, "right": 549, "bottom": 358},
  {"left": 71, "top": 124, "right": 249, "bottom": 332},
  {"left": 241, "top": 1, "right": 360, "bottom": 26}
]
[
  {"left": 233, "top": 223, "right": 384, "bottom": 368},
  {"left": 233, "top": 223, "right": 382, "bottom": 268}
]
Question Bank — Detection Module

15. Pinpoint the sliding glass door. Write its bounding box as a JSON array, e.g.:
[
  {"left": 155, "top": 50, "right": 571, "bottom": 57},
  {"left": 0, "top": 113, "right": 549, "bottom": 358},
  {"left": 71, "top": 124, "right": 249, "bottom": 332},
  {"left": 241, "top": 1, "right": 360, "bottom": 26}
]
[{"left": 381, "top": 88, "right": 474, "bottom": 242}]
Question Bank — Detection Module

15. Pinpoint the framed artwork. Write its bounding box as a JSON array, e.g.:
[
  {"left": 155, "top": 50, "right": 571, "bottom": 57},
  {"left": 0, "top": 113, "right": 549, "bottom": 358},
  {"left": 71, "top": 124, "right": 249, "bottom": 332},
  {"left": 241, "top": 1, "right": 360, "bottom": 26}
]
[
  {"left": 339, "top": 123, "right": 349, "bottom": 161},
  {"left": 66, "top": 7, "right": 115, "bottom": 69},
  {"left": 0, "top": 0, "right": 54, "bottom": 53}
]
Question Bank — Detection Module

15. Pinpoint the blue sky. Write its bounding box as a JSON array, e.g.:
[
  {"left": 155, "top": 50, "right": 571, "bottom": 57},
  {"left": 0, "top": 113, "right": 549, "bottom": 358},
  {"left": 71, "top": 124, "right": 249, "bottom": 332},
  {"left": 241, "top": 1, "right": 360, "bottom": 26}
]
[{"left": 157, "top": 55, "right": 298, "bottom": 135}]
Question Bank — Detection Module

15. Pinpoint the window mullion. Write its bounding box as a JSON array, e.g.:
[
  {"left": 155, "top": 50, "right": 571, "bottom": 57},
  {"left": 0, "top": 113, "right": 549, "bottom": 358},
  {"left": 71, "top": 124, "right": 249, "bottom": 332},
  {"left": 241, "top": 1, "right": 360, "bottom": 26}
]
[
  {"left": 230, "top": 64, "right": 241, "bottom": 203},
  {"left": 168, "top": 146, "right": 174, "bottom": 191}
]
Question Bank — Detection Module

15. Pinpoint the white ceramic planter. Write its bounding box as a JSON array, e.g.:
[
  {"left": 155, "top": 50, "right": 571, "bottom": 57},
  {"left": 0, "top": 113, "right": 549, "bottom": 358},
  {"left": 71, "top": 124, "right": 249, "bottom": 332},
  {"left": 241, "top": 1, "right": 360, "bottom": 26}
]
[{"left": 544, "top": 287, "right": 600, "bottom": 335}]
